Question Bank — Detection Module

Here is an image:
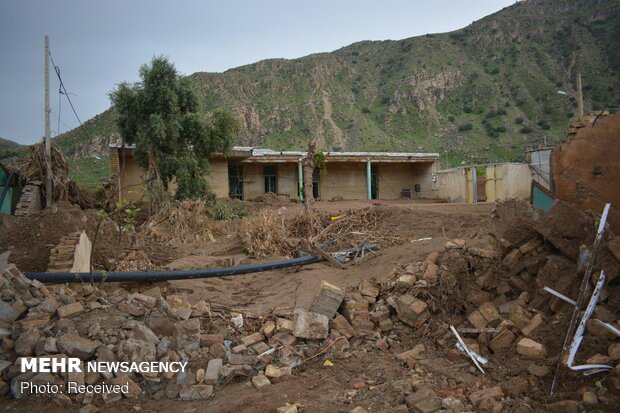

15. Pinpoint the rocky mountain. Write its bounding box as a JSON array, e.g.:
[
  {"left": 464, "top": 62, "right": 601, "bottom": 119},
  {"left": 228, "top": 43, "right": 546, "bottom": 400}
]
[{"left": 57, "top": 0, "right": 620, "bottom": 165}]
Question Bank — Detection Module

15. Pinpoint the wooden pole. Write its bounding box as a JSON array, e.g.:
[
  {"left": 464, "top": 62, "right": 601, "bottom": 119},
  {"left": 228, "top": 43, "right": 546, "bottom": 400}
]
[
  {"left": 45, "top": 35, "right": 52, "bottom": 207},
  {"left": 576, "top": 73, "right": 583, "bottom": 117}
]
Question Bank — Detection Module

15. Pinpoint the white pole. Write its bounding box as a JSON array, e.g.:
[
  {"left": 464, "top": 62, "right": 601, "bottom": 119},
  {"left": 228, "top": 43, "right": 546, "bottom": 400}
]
[{"left": 45, "top": 35, "right": 52, "bottom": 207}]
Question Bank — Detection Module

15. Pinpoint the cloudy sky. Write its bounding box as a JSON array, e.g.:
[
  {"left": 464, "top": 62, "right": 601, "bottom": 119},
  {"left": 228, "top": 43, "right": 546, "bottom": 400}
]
[{"left": 0, "top": 0, "right": 515, "bottom": 145}]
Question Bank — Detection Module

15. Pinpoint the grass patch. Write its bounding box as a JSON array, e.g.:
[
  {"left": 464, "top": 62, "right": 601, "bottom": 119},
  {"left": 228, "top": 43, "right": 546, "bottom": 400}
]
[{"left": 68, "top": 157, "right": 109, "bottom": 190}]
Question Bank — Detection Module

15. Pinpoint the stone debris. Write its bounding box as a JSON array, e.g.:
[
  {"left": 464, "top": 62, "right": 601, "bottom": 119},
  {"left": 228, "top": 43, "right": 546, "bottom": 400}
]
[
  {"left": 292, "top": 309, "right": 329, "bottom": 339},
  {"left": 250, "top": 374, "right": 271, "bottom": 388},
  {"left": 1, "top": 198, "right": 620, "bottom": 412},
  {"left": 516, "top": 337, "right": 546, "bottom": 359},
  {"left": 309, "top": 280, "right": 345, "bottom": 318}
]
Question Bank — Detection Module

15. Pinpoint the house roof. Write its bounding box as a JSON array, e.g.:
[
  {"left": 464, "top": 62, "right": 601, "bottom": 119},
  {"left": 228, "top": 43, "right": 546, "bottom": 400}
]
[{"left": 109, "top": 144, "right": 440, "bottom": 161}]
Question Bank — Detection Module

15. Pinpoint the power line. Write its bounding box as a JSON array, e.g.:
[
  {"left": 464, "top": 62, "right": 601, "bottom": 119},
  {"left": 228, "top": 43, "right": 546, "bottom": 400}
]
[
  {"left": 48, "top": 50, "right": 91, "bottom": 141},
  {"left": 50, "top": 109, "right": 73, "bottom": 136}
]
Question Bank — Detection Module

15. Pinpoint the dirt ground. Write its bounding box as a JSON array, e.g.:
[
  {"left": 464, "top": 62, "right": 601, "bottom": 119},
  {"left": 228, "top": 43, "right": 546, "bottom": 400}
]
[
  {"left": 168, "top": 202, "right": 493, "bottom": 314},
  {"left": 3, "top": 199, "right": 619, "bottom": 412}
]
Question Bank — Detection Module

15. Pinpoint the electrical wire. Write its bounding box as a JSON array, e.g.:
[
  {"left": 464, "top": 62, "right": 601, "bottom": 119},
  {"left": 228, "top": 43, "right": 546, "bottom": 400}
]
[{"left": 48, "top": 50, "right": 90, "bottom": 141}]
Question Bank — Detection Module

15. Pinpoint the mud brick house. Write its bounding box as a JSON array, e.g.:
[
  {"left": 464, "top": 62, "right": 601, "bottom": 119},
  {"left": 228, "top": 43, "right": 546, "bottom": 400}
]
[
  {"left": 109, "top": 145, "right": 441, "bottom": 203},
  {"left": 551, "top": 111, "right": 620, "bottom": 231}
]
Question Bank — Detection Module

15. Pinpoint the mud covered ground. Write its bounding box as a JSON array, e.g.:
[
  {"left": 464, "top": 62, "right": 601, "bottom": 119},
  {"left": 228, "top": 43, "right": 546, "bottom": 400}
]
[{"left": 2, "top": 200, "right": 619, "bottom": 412}]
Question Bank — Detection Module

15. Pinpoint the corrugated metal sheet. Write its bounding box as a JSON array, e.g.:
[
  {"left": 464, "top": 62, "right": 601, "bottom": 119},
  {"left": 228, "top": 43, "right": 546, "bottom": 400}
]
[
  {"left": 109, "top": 144, "right": 440, "bottom": 160},
  {"left": 529, "top": 149, "right": 552, "bottom": 190}
]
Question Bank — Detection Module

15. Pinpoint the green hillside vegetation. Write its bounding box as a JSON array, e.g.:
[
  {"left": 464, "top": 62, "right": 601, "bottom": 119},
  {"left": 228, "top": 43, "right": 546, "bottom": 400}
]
[
  {"left": 0, "top": 137, "right": 26, "bottom": 160},
  {"left": 57, "top": 0, "right": 620, "bottom": 169},
  {"left": 67, "top": 157, "right": 109, "bottom": 190}
]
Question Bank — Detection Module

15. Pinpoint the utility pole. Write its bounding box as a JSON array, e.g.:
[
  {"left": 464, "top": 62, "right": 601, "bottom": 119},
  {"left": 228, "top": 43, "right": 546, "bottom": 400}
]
[
  {"left": 45, "top": 35, "right": 52, "bottom": 207},
  {"left": 576, "top": 72, "right": 584, "bottom": 117}
]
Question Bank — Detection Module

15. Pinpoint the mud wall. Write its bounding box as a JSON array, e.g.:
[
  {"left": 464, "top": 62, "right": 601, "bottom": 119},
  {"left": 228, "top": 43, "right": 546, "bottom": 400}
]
[
  {"left": 206, "top": 159, "right": 229, "bottom": 199},
  {"left": 436, "top": 168, "right": 467, "bottom": 202},
  {"left": 242, "top": 162, "right": 299, "bottom": 200},
  {"left": 320, "top": 162, "right": 367, "bottom": 200},
  {"left": 118, "top": 153, "right": 146, "bottom": 203},
  {"left": 486, "top": 163, "right": 532, "bottom": 202},
  {"left": 374, "top": 162, "right": 436, "bottom": 199},
  {"left": 552, "top": 112, "right": 620, "bottom": 231}
]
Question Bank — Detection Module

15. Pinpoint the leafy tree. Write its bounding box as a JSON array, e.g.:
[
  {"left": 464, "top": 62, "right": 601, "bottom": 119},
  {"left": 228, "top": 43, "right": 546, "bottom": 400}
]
[{"left": 110, "top": 56, "right": 239, "bottom": 212}]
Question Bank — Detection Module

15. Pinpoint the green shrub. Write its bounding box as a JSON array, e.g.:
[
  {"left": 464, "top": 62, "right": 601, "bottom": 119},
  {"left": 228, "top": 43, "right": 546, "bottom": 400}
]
[
  {"left": 448, "top": 115, "right": 455, "bottom": 122},
  {"left": 458, "top": 123, "right": 473, "bottom": 132},
  {"left": 463, "top": 106, "right": 472, "bottom": 113},
  {"left": 515, "top": 117, "right": 524, "bottom": 124},
  {"left": 537, "top": 120, "right": 551, "bottom": 130},
  {"left": 519, "top": 126, "right": 532, "bottom": 134},
  {"left": 208, "top": 199, "right": 247, "bottom": 220}
]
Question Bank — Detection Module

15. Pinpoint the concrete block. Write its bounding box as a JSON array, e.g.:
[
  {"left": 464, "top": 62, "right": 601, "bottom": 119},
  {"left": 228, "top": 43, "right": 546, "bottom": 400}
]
[
  {"left": 56, "top": 302, "right": 84, "bottom": 318},
  {"left": 467, "top": 310, "right": 487, "bottom": 329},
  {"left": 173, "top": 318, "right": 200, "bottom": 353},
  {"left": 204, "top": 358, "right": 222, "bottom": 384},
  {"left": 200, "top": 333, "right": 223, "bottom": 347},
  {"left": 276, "top": 318, "right": 295, "bottom": 333},
  {"left": 309, "top": 281, "right": 345, "bottom": 319},
  {"left": 240, "top": 332, "right": 265, "bottom": 347},
  {"left": 358, "top": 279, "right": 379, "bottom": 298},
  {"left": 520, "top": 314, "right": 544, "bottom": 337},
  {"left": 489, "top": 329, "right": 515, "bottom": 352},
  {"left": 331, "top": 314, "right": 355, "bottom": 339},
  {"left": 251, "top": 374, "right": 271, "bottom": 388},
  {"left": 293, "top": 309, "right": 329, "bottom": 340},
  {"left": 478, "top": 302, "right": 500, "bottom": 323},
  {"left": 516, "top": 337, "right": 546, "bottom": 359},
  {"left": 422, "top": 263, "right": 438, "bottom": 283}
]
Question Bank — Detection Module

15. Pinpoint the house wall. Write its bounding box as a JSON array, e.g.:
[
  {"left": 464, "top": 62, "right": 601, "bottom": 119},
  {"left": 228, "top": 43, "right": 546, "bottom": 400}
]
[
  {"left": 112, "top": 149, "right": 442, "bottom": 203},
  {"left": 119, "top": 154, "right": 146, "bottom": 203},
  {"left": 413, "top": 161, "right": 439, "bottom": 199},
  {"left": 373, "top": 162, "right": 436, "bottom": 199},
  {"left": 436, "top": 168, "right": 468, "bottom": 202},
  {"left": 242, "top": 162, "right": 299, "bottom": 200},
  {"left": 207, "top": 159, "right": 229, "bottom": 199},
  {"left": 320, "top": 162, "right": 367, "bottom": 200},
  {"left": 485, "top": 163, "right": 532, "bottom": 202},
  {"left": 552, "top": 112, "right": 620, "bottom": 231}
]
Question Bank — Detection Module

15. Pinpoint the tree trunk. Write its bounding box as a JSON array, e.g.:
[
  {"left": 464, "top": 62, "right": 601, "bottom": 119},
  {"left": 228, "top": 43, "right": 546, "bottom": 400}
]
[
  {"left": 147, "top": 149, "right": 165, "bottom": 214},
  {"left": 303, "top": 141, "right": 316, "bottom": 213}
]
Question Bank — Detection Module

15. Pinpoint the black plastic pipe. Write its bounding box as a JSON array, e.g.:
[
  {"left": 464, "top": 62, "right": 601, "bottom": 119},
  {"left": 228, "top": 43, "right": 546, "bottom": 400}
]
[{"left": 25, "top": 244, "right": 378, "bottom": 283}]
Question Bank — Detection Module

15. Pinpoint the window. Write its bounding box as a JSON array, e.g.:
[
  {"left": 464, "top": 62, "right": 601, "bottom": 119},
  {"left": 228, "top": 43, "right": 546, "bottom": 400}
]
[
  {"left": 312, "top": 167, "right": 320, "bottom": 199},
  {"left": 228, "top": 164, "right": 244, "bottom": 199},
  {"left": 264, "top": 165, "right": 277, "bottom": 193},
  {"left": 371, "top": 165, "right": 378, "bottom": 199}
]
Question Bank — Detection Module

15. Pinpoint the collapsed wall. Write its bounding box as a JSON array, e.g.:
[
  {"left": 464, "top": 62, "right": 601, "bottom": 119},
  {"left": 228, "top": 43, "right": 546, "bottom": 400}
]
[
  {"left": 552, "top": 111, "right": 620, "bottom": 232},
  {"left": 0, "top": 199, "right": 618, "bottom": 411}
]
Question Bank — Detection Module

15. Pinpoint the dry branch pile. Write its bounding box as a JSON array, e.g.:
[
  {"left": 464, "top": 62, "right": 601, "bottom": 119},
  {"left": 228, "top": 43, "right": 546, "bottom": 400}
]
[
  {"left": 144, "top": 199, "right": 215, "bottom": 244},
  {"left": 238, "top": 206, "right": 404, "bottom": 258},
  {"left": 22, "top": 138, "right": 69, "bottom": 202},
  {"left": 237, "top": 210, "right": 292, "bottom": 258}
]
